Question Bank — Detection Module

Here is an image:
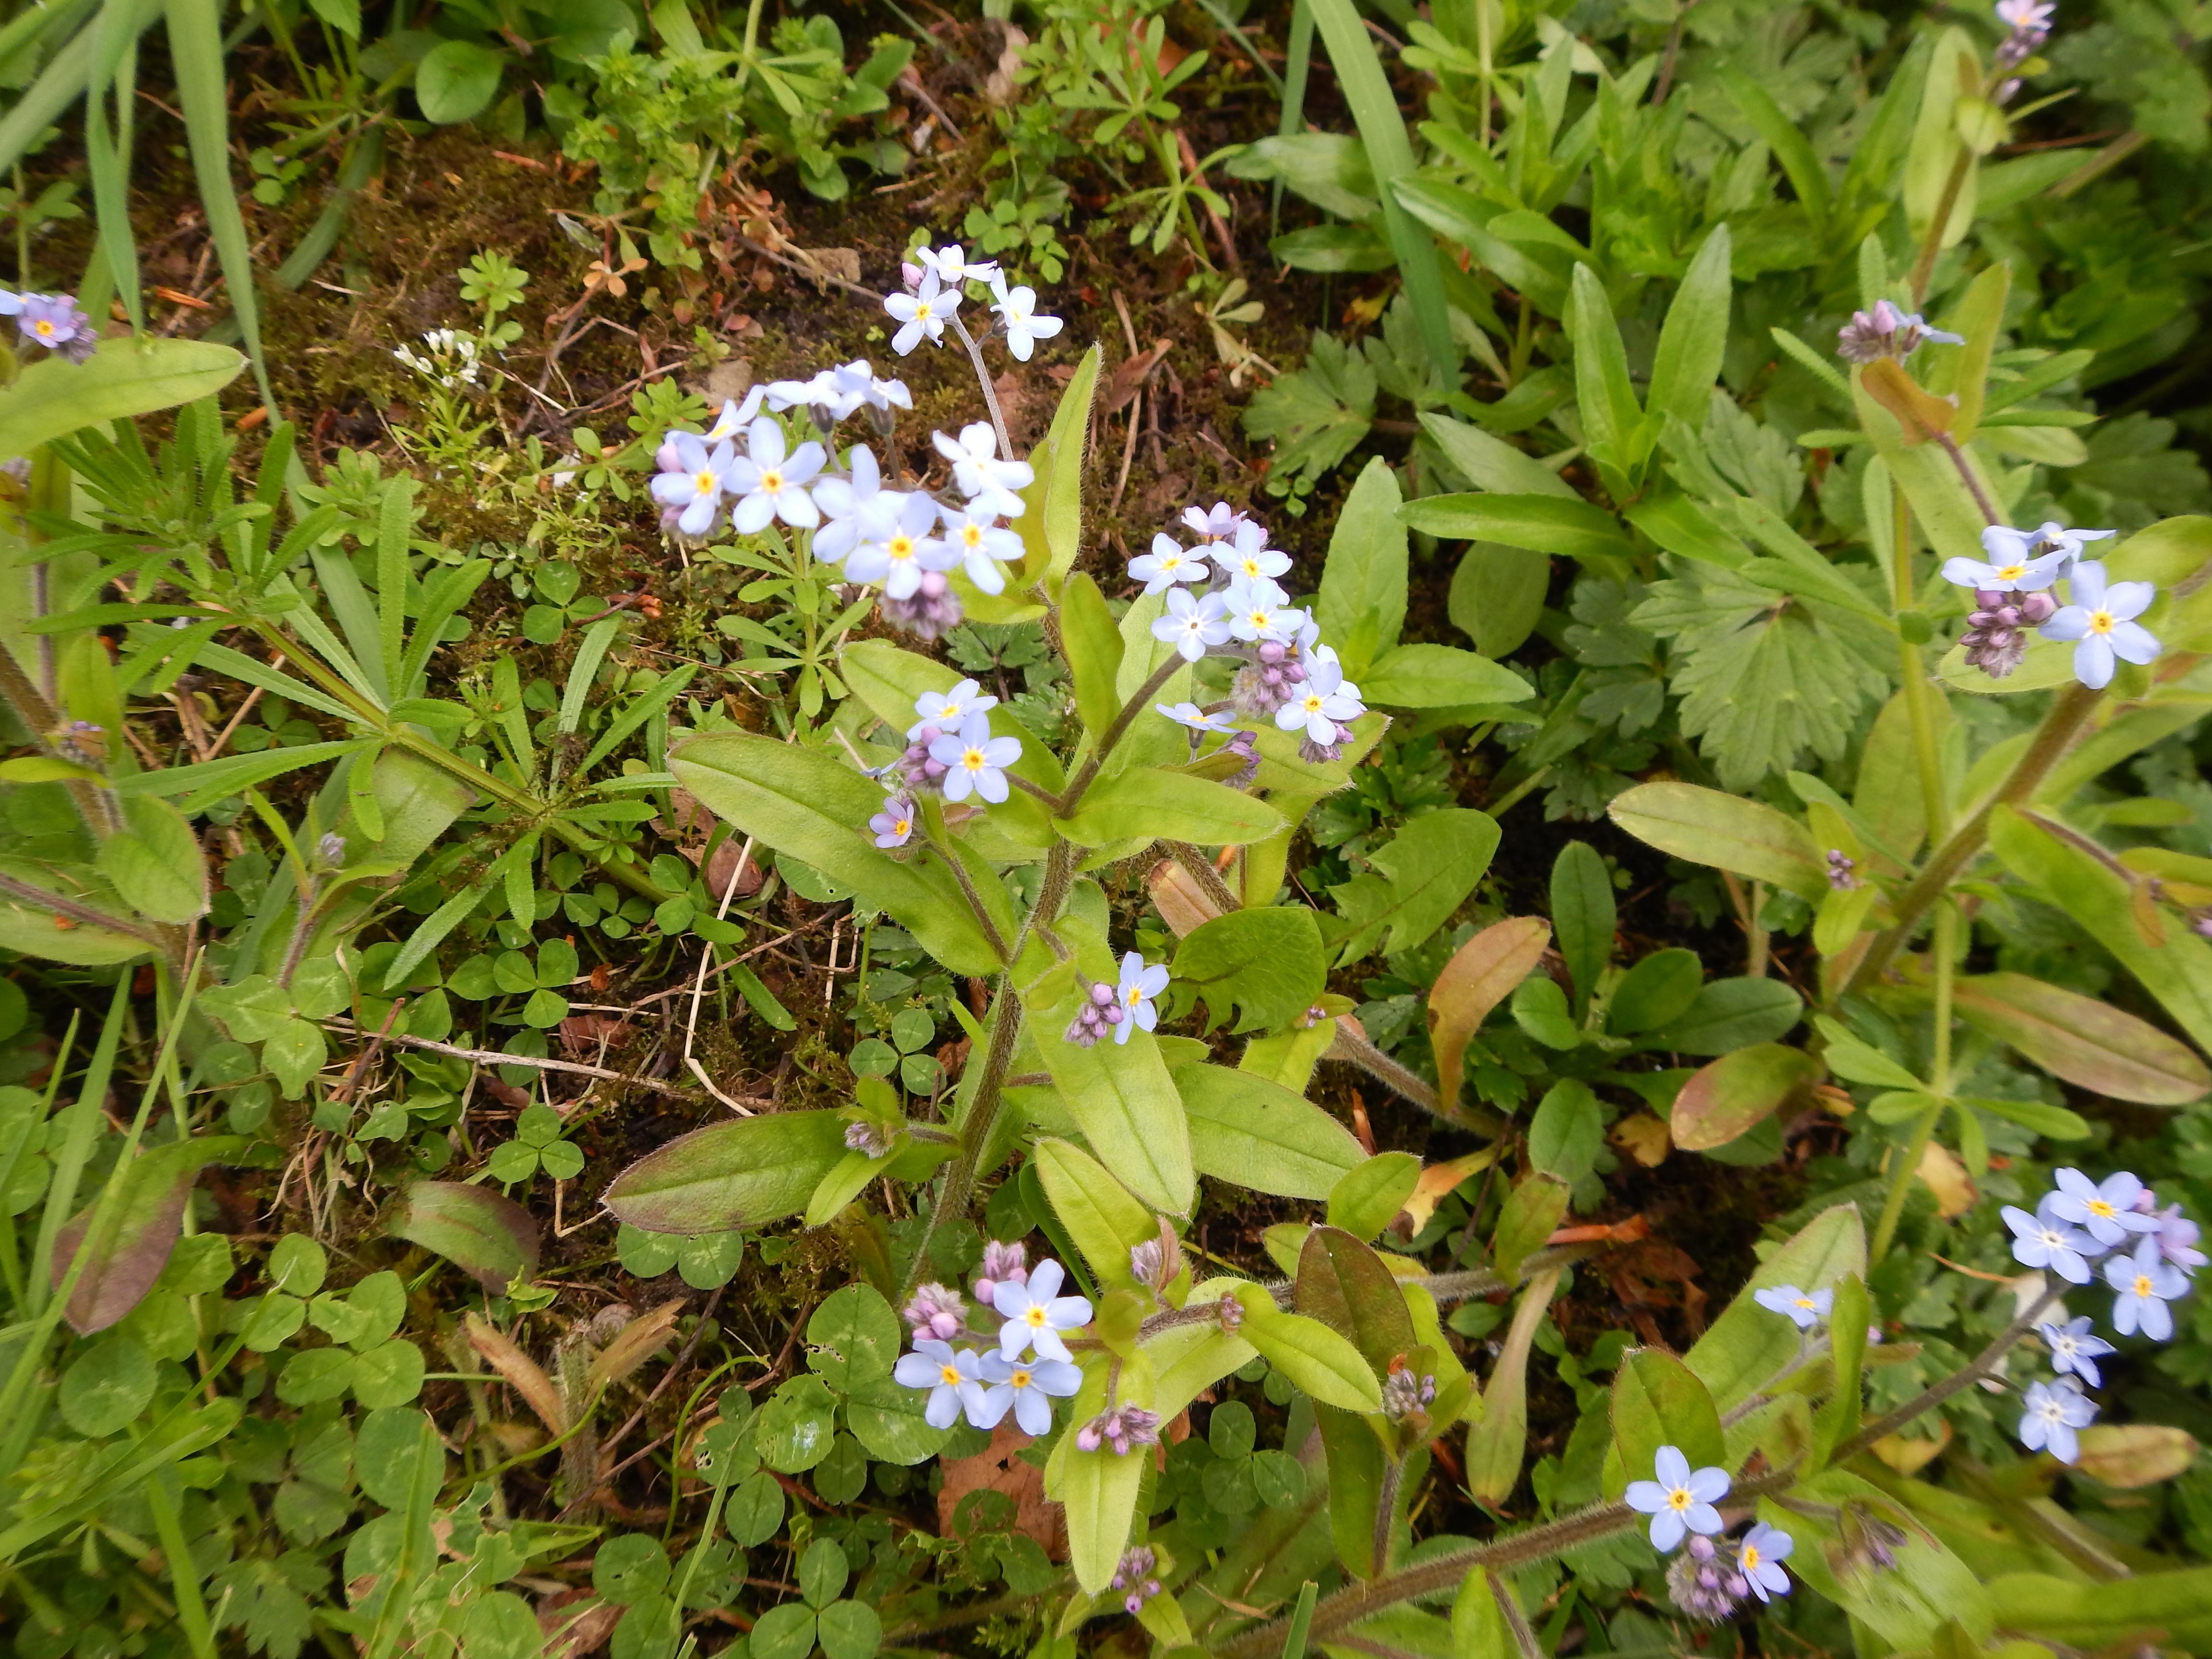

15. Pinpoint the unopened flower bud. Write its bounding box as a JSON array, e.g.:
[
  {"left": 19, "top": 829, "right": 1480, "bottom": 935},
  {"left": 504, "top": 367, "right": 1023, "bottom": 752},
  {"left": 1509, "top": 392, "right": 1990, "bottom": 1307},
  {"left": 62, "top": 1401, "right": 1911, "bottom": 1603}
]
[{"left": 901, "top": 1282, "right": 965, "bottom": 1342}]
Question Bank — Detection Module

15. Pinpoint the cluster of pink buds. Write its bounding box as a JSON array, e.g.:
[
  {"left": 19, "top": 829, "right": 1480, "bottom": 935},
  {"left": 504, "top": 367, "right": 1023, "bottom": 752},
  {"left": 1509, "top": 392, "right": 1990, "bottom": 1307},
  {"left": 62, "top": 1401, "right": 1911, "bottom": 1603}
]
[
  {"left": 901, "top": 1283, "right": 964, "bottom": 1342},
  {"left": 1109, "top": 1546, "right": 1162, "bottom": 1616},
  {"left": 1075, "top": 1403, "right": 1163, "bottom": 1456}
]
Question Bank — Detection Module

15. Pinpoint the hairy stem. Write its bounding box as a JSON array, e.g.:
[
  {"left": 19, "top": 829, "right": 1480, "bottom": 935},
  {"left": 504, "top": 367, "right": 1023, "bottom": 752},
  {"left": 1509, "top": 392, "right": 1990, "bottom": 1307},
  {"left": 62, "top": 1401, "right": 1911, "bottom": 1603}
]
[
  {"left": 1058, "top": 654, "right": 1188, "bottom": 814},
  {"left": 1164, "top": 839, "right": 1240, "bottom": 916},
  {"left": 1909, "top": 146, "right": 1975, "bottom": 305},
  {"left": 1934, "top": 432, "right": 2002, "bottom": 528},
  {"left": 950, "top": 313, "right": 1011, "bottom": 462},
  {"left": 1843, "top": 682, "right": 2101, "bottom": 996},
  {"left": 1328, "top": 1021, "right": 1505, "bottom": 1134},
  {"left": 935, "top": 838, "right": 1013, "bottom": 967}
]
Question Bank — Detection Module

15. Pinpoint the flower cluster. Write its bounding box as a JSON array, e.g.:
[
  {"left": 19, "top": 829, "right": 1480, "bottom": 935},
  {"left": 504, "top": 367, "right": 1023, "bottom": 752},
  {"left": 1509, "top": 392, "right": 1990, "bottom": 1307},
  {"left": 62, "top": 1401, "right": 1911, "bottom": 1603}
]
[
  {"left": 891, "top": 1245, "right": 1092, "bottom": 1435},
  {"left": 0, "top": 289, "right": 94, "bottom": 364},
  {"left": 1836, "top": 299, "right": 1962, "bottom": 365},
  {"left": 884, "top": 244, "right": 1063, "bottom": 361},
  {"left": 1110, "top": 1546, "right": 1162, "bottom": 1617},
  {"left": 863, "top": 680, "right": 1028, "bottom": 848},
  {"left": 1134, "top": 501, "right": 1371, "bottom": 765},
  {"left": 392, "top": 327, "right": 481, "bottom": 389},
  {"left": 1629, "top": 1445, "right": 1794, "bottom": 1619},
  {"left": 2002, "top": 1168, "right": 2200, "bottom": 1461},
  {"left": 1942, "top": 523, "right": 2155, "bottom": 688},
  {"left": 1993, "top": 0, "right": 2055, "bottom": 82},
  {"left": 1064, "top": 952, "right": 1169, "bottom": 1048}
]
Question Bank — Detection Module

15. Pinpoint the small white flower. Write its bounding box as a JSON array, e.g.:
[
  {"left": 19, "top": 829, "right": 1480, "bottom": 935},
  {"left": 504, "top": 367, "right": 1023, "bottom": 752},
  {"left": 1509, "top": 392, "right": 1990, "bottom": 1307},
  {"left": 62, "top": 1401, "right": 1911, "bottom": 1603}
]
[
  {"left": 821, "top": 359, "right": 911, "bottom": 417},
  {"left": 1221, "top": 520, "right": 1291, "bottom": 584},
  {"left": 704, "top": 388, "right": 769, "bottom": 440},
  {"left": 1995, "top": 0, "right": 2054, "bottom": 31},
  {"left": 974, "top": 1353, "right": 1082, "bottom": 1436},
  {"left": 1752, "top": 1284, "right": 1834, "bottom": 1331},
  {"left": 891, "top": 1338, "right": 989, "bottom": 1430},
  {"left": 846, "top": 493, "right": 953, "bottom": 598},
  {"left": 1158, "top": 702, "right": 1237, "bottom": 733},
  {"left": 2003, "top": 1198, "right": 2099, "bottom": 1284},
  {"left": 885, "top": 269, "right": 960, "bottom": 354},
  {"left": 934, "top": 423, "right": 1034, "bottom": 517},
  {"left": 991, "top": 1259, "right": 1093, "bottom": 1363},
  {"left": 1275, "top": 654, "right": 1365, "bottom": 743},
  {"left": 1181, "top": 502, "right": 1250, "bottom": 545},
  {"left": 1114, "top": 951, "right": 1169, "bottom": 1046},
  {"left": 1129, "top": 533, "right": 1209, "bottom": 596},
  {"left": 2040, "top": 1316, "right": 2115, "bottom": 1386},
  {"left": 811, "top": 446, "right": 898, "bottom": 565},
  {"left": 726, "top": 418, "right": 827, "bottom": 533},
  {"left": 941, "top": 504, "right": 1027, "bottom": 594},
  {"left": 2039, "top": 564, "right": 2160, "bottom": 691},
  {"left": 989, "top": 277, "right": 1062, "bottom": 361},
  {"left": 764, "top": 373, "right": 835, "bottom": 412},
  {"left": 910, "top": 678, "right": 999, "bottom": 740},
  {"left": 928, "top": 711, "right": 1023, "bottom": 805},
  {"left": 1226, "top": 576, "right": 1303, "bottom": 644},
  {"left": 915, "top": 244, "right": 999, "bottom": 288},
  {"left": 1154, "top": 587, "right": 1233, "bottom": 661},
  {"left": 648, "top": 433, "right": 738, "bottom": 538}
]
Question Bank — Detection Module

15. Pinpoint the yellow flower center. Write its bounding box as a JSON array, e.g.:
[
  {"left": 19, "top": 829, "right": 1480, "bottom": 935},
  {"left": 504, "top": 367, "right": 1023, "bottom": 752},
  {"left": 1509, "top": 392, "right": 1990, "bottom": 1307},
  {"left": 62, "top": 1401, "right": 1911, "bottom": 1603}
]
[
  {"left": 888, "top": 534, "right": 916, "bottom": 561},
  {"left": 1742, "top": 1545, "right": 1762, "bottom": 1571},
  {"left": 33, "top": 320, "right": 53, "bottom": 339},
  {"left": 694, "top": 471, "right": 718, "bottom": 496},
  {"left": 1795, "top": 1297, "right": 1817, "bottom": 1310},
  {"left": 962, "top": 748, "right": 986, "bottom": 772},
  {"left": 962, "top": 525, "right": 983, "bottom": 548},
  {"left": 1126, "top": 983, "right": 1144, "bottom": 1007},
  {"left": 1025, "top": 1306, "right": 1047, "bottom": 1327},
  {"left": 2135, "top": 1274, "right": 2153, "bottom": 1296},
  {"left": 1303, "top": 693, "right": 1325, "bottom": 713},
  {"left": 2088, "top": 1197, "right": 2116, "bottom": 1218},
  {"left": 939, "top": 1364, "right": 961, "bottom": 1386},
  {"left": 893, "top": 817, "right": 911, "bottom": 836},
  {"left": 1997, "top": 563, "right": 2025, "bottom": 581},
  {"left": 1248, "top": 610, "right": 1271, "bottom": 628},
  {"left": 914, "top": 301, "right": 933, "bottom": 321},
  {"left": 1011, "top": 1369, "right": 1031, "bottom": 1388},
  {"left": 1668, "top": 1488, "right": 1693, "bottom": 1511},
  {"left": 2087, "top": 609, "right": 2115, "bottom": 636},
  {"left": 1159, "top": 553, "right": 1181, "bottom": 570}
]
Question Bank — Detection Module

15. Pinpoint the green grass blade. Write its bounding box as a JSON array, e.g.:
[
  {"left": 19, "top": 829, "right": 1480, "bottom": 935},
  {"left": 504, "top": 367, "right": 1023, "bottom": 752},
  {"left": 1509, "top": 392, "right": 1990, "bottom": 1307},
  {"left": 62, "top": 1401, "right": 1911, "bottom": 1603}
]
[
  {"left": 276, "top": 124, "right": 385, "bottom": 290},
  {"left": 1306, "top": 0, "right": 1456, "bottom": 372},
  {"left": 1273, "top": 0, "right": 1314, "bottom": 235},
  {"left": 165, "top": 0, "right": 275, "bottom": 409},
  {"left": 560, "top": 615, "right": 623, "bottom": 735},
  {"left": 83, "top": 6, "right": 143, "bottom": 331},
  {"left": 376, "top": 474, "right": 413, "bottom": 690},
  {"left": 26, "top": 976, "right": 130, "bottom": 1315}
]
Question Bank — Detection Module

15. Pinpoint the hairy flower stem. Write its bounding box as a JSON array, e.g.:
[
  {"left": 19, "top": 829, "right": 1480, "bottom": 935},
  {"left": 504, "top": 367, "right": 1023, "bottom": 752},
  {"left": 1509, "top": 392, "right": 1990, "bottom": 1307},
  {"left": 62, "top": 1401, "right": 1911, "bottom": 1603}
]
[
  {"left": 950, "top": 314, "right": 1012, "bottom": 463},
  {"left": 1842, "top": 682, "right": 2101, "bottom": 997},
  {"left": 1909, "top": 146, "right": 1976, "bottom": 306},
  {"left": 1057, "top": 655, "right": 1188, "bottom": 813},
  {"left": 1328, "top": 1021, "right": 1506, "bottom": 1135},
  {"left": 1935, "top": 433, "right": 2003, "bottom": 528},
  {"left": 1164, "top": 839, "right": 1239, "bottom": 916},
  {"left": 1222, "top": 1284, "right": 2062, "bottom": 1658}
]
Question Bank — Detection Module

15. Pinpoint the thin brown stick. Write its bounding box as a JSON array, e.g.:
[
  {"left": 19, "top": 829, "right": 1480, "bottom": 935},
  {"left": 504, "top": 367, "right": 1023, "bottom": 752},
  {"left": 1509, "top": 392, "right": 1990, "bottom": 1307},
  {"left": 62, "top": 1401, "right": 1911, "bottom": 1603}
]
[{"left": 319, "top": 1021, "right": 711, "bottom": 1100}]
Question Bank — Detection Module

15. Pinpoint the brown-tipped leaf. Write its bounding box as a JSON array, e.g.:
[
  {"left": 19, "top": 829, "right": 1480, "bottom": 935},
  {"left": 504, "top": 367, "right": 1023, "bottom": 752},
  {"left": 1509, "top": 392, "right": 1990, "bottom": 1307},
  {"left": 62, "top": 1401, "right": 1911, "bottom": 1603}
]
[
  {"left": 464, "top": 1311, "right": 565, "bottom": 1434},
  {"left": 390, "top": 1181, "right": 541, "bottom": 1290},
  {"left": 1671, "top": 1044, "right": 1822, "bottom": 1152},
  {"left": 1954, "top": 972, "right": 2209, "bottom": 1106},
  {"left": 1428, "top": 917, "right": 1550, "bottom": 1113},
  {"left": 1295, "top": 1225, "right": 1416, "bottom": 1377},
  {"left": 602, "top": 1110, "right": 850, "bottom": 1236},
  {"left": 53, "top": 1135, "right": 244, "bottom": 1334}
]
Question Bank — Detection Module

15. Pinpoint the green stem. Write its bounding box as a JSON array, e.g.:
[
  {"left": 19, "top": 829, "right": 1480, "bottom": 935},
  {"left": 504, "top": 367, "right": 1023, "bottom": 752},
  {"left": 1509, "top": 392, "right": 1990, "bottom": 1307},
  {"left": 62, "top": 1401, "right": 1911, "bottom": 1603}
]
[
  {"left": 1843, "top": 682, "right": 2101, "bottom": 997},
  {"left": 1058, "top": 654, "right": 1188, "bottom": 814},
  {"left": 1909, "top": 145, "right": 1975, "bottom": 306},
  {"left": 949, "top": 313, "right": 1011, "bottom": 463},
  {"left": 1869, "top": 899, "right": 1955, "bottom": 1261}
]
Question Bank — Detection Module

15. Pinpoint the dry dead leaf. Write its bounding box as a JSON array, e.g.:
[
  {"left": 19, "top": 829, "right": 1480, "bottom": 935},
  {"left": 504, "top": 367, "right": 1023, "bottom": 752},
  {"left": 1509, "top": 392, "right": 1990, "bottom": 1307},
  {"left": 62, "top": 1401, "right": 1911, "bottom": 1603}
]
[
  {"left": 937, "top": 1420, "right": 1066, "bottom": 1559},
  {"left": 587, "top": 1297, "right": 685, "bottom": 1395},
  {"left": 2073, "top": 1423, "right": 2199, "bottom": 1487},
  {"left": 1613, "top": 1113, "right": 1671, "bottom": 1167},
  {"left": 1398, "top": 1147, "right": 1500, "bottom": 1235},
  {"left": 1871, "top": 1416, "right": 1950, "bottom": 1475},
  {"left": 1916, "top": 1141, "right": 1975, "bottom": 1219},
  {"left": 1427, "top": 917, "right": 1550, "bottom": 1114},
  {"left": 465, "top": 1311, "right": 566, "bottom": 1436},
  {"left": 539, "top": 1589, "right": 622, "bottom": 1659},
  {"left": 1148, "top": 858, "right": 1223, "bottom": 938}
]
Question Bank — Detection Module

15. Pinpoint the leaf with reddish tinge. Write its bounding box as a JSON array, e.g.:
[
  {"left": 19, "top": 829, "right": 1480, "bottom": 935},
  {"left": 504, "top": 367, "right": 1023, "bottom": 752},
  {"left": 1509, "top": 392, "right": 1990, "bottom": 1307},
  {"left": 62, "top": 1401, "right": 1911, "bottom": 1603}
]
[
  {"left": 1954, "top": 972, "right": 2209, "bottom": 1106},
  {"left": 53, "top": 1135, "right": 245, "bottom": 1334},
  {"left": 391, "top": 1181, "right": 540, "bottom": 1289},
  {"left": 1295, "top": 1225, "right": 1415, "bottom": 1377},
  {"left": 1428, "top": 917, "right": 1550, "bottom": 1112},
  {"left": 1671, "top": 1044, "right": 1822, "bottom": 1152}
]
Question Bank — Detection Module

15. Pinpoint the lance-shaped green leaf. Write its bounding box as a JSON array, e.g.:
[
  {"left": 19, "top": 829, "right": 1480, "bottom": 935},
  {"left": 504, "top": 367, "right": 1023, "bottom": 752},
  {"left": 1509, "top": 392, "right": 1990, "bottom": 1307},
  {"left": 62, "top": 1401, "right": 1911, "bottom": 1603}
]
[
  {"left": 1714, "top": 61, "right": 1830, "bottom": 227},
  {"left": 0, "top": 339, "right": 244, "bottom": 459},
  {"left": 1770, "top": 1468, "right": 1991, "bottom": 1650},
  {"left": 601, "top": 1111, "right": 849, "bottom": 1236},
  {"left": 1400, "top": 492, "right": 1634, "bottom": 561},
  {"left": 1608, "top": 781, "right": 1827, "bottom": 901},
  {"left": 1603, "top": 1348, "right": 1725, "bottom": 1499},
  {"left": 95, "top": 795, "right": 208, "bottom": 925},
  {"left": 1030, "top": 980, "right": 1195, "bottom": 1216},
  {"left": 1990, "top": 806, "right": 2212, "bottom": 1056},
  {"left": 1671, "top": 1044, "right": 1822, "bottom": 1152},
  {"left": 1047, "top": 1353, "right": 1153, "bottom": 1592},
  {"left": 52, "top": 1135, "right": 245, "bottom": 1334},
  {"left": 1233, "top": 1283, "right": 1383, "bottom": 1413},
  {"left": 1979, "top": 1566, "right": 2212, "bottom": 1651},
  {"left": 1056, "top": 767, "right": 1283, "bottom": 850},
  {"left": 1360, "top": 643, "right": 1532, "bottom": 708},
  {"left": 1491, "top": 1172, "right": 1569, "bottom": 1282},
  {"left": 1812, "top": 1273, "right": 1870, "bottom": 1466},
  {"left": 672, "top": 732, "right": 1010, "bottom": 976},
  {"left": 1566, "top": 264, "right": 1643, "bottom": 483},
  {"left": 1177, "top": 1064, "right": 1365, "bottom": 1201},
  {"left": 1623, "top": 491, "right": 1753, "bottom": 569},
  {"left": 1953, "top": 971, "right": 2209, "bottom": 1106},
  {"left": 1295, "top": 1225, "right": 1416, "bottom": 1375},
  {"left": 1647, "top": 224, "right": 1734, "bottom": 431},
  {"left": 1035, "top": 344, "right": 1102, "bottom": 600},
  {"left": 1465, "top": 1268, "right": 1561, "bottom": 1503},
  {"left": 1314, "top": 457, "right": 1407, "bottom": 678},
  {"left": 1684, "top": 1204, "right": 1864, "bottom": 1411},
  {"left": 1428, "top": 917, "right": 1550, "bottom": 1111},
  {"left": 1060, "top": 572, "right": 1124, "bottom": 740},
  {"left": 1030, "top": 1137, "right": 1159, "bottom": 1292},
  {"left": 1324, "top": 1155, "right": 1421, "bottom": 1246},
  {"left": 388, "top": 1182, "right": 541, "bottom": 1290}
]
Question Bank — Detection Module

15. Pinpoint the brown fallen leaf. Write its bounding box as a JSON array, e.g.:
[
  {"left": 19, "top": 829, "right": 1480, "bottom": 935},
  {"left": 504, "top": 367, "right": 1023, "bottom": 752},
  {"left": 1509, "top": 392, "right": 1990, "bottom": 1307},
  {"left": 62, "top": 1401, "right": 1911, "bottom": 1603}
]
[
  {"left": 1427, "top": 917, "right": 1551, "bottom": 1114},
  {"left": 1917, "top": 1141, "right": 1975, "bottom": 1219},
  {"left": 1613, "top": 1113, "right": 1671, "bottom": 1167},
  {"left": 1148, "top": 857, "right": 1223, "bottom": 938},
  {"left": 937, "top": 1420, "right": 1066, "bottom": 1559},
  {"left": 539, "top": 1588, "right": 622, "bottom": 1659}
]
